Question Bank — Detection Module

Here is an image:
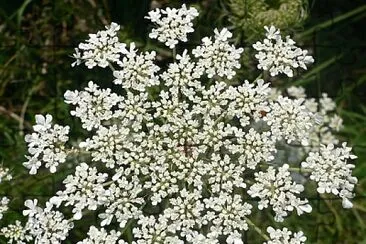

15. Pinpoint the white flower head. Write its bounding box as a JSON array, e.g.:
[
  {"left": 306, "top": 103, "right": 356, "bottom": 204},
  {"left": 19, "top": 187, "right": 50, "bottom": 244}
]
[
  {"left": 77, "top": 226, "right": 122, "bottom": 244},
  {"left": 301, "top": 143, "right": 358, "bottom": 208},
  {"left": 14, "top": 5, "right": 358, "bottom": 244},
  {"left": 0, "top": 220, "right": 33, "bottom": 243},
  {"left": 0, "top": 197, "right": 10, "bottom": 220},
  {"left": 264, "top": 226, "right": 307, "bottom": 244},
  {"left": 192, "top": 28, "right": 243, "bottom": 79},
  {"left": 23, "top": 114, "right": 70, "bottom": 174},
  {"left": 0, "top": 166, "right": 12, "bottom": 183},
  {"left": 253, "top": 25, "right": 314, "bottom": 77},
  {"left": 33, "top": 114, "right": 53, "bottom": 132},
  {"left": 248, "top": 164, "right": 312, "bottom": 222},
  {"left": 145, "top": 4, "right": 199, "bottom": 49},
  {"left": 72, "top": 22, "right": 126, "bottom": 69},
  {"left": 113, "top": 42, "right": 160, "bottom": 91}
]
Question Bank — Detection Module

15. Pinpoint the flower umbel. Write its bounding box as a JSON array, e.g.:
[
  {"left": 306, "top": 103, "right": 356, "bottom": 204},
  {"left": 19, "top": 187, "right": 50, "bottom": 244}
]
[
  {"left": 23, "top": 114, "right": 70, "bottom": 174},
  {"left": 3, "top": 4, "right": 357, "bottom": 244},
  {"left": 193, "top": 28, "right": 244, "bottom": 79},
  {"left": 72, "top": 22, "right": 126, "bottom": 69},
  {"left": 145, "top": 4, "right": 199, "bottom": 48},
  {"left": 253, "top": 26, "right": 314, "bottom": 77}
]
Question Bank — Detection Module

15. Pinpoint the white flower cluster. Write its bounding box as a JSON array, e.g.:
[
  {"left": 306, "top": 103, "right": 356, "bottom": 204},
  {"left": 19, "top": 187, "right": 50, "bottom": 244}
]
[
  {"left": 0, "top": 220, "right": 32, "bottom": 244},
  {"left": 23, "top": 114, "right": 70, "bottom": 174},
  {"left": 253, "top": 26, "right": 314, "bottom": 77},
  {"left": 301, "top": 143, "right": 358, "bottom": 208},
  {"left": 50, "top": 163, "right": 109, "bottom": 220},
  {"left": 0, "top": 166, "right": 12, "bottom": 183},
  {"left": 271, "top": 87, "right": 344, "bottom": 149},
  {"left": 265, "top": 96, "right": 313, "bottom": 145},
  {"left": 264, "top": 226, "right": 306, "bottom": 244},
  {"left": 310, "top": 93, "right": 344, "bottom": 145},
  {"left": 72, "top": 22, "right": 126, "bottom": 68},
  {"left": 14, "top": 199, "right": 73, "bottom": 243},
  {"left": 160, "top": 49, "right": 202, "bottom": 96},
  {"left": 0, "top": 197, "right": 9, "bottom": 220},
  {"left": 193, "top": 28, "right": 244, "bottom": 79},
  {"left": 0, "top": 167, "right": 11, "bottom": 220},
  {"left": 113, "top": 42, "right": 160, "bottom": 91},
  {"left": 248, "top": 164, "right": 312, "bottom": 222},
  {"left": 2, "top": 4, "right": 356, "bottom": 244},
  {"left": 145, "top": 4, "right": 199, "bottom": 48},
  {"left": 77, "top": 226, "right": 125, "bottom": 244},
  {"left": 64, "top": 81, "right": 122, "bottom": 131}
]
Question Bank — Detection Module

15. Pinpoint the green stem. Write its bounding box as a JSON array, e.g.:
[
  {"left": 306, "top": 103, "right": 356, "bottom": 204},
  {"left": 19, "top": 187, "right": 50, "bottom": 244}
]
[
  {"left": 213, "top": 113, "right": 226, "bottom": 126},
  {"left": 19, "top": 90, "right": 33, "bottom": 136},
  {"left": 172, "top": 47, "right": 176, "bottom": 61},
  {"left": 108, "top": 63, "right": 116, "bottom": 72},
  {"left": 245, "top": 217, "right": 270, "bottom": 241},
  {"left": 298, "top": 5, "right": 366, "bottom": 38},
  {"left": 254, "top": 72, "right": 263, "bottom": 81},
  {"left": 16, "top": 0, "right": 33, "bottom": 27},
  {"left": 292, "top": 54, "right": 343, "bottom": 87}
]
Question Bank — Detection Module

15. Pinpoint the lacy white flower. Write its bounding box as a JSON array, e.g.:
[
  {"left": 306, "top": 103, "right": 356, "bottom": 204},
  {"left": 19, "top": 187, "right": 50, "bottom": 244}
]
[
  {"left": 112, "top": 42, "right": 160, "bottom": 91},
  {"left": 264, "top": 226, "right": 306, "bottom": 244},
  {"left": 50, "top": 163, "right": 109, "bottom": 220},
  {"left": 248, "top": 164, "right": 312, "bottom": 222},
  {"left": 77, "top": 226, "right": 124, "bottom": 244},
  {"left": 79, "top": 125, "right": 130, "bottom": 168},
  {"left": 206, "top": 154, "right": 247, "bottom": 193},
  {"left": 23, "top": 201, "right": 73, "bottom": 243},
  {"left": 72, "top": 22, "right": 126, "bottom": 68},
  {"left": 0, "top": 197, "right": 9, "bottom": 220},
  {"left": 301, "top": 143, "right": 358, "bottom": 208},
  {"left": 160, "top": 49, "right": 203, "bottom": 100},
  {"left": 193, "top": 28, "right": 244, "bottom": 79},
  {"left": 98, "top": 179, "right": 144, "bottom": 228},
  {"left": 12, "top": 5, "right": 358, "bottom": 244},
  {"left": 264, "top": 96, "right": 314, "bottom": 145},
  {"left": 145, "top": 4, "right": 199, "bottom": 48},
  {"left": 276, "top": 87, "right": 343, "bottom": 148},
  {"left": 23, "top": 199, "right": 41, "bottom": 217},
  {"left": 203, "top": 193, "right": 252, "bottom": 235},
  {"left": 253, "top": 26, "right": 314, "bottom": 77},
  {"left": 223, "top": 79, "right": 271, "bottom": 128},
  {"left": 64, "top": 81, "right": 122, "bottom": 131},
  {"left": 287, "top": 86, "right": 306, "bottom": 98},
  {"left": 0, "top": 220, "right": 32, "bottom": 244},
  {"left": 319, "top": 93, "right": 336, "bottom": 113},
  {"left": 0, "top": 166, "right": 12, "bottom": 183},
  {"left": 23, "top": 114, "right": 70, "bottom": 174}
]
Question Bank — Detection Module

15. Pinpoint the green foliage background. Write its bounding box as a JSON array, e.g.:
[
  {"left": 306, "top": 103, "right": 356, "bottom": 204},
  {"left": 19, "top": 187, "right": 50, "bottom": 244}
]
[{"left": 0, "top": 0, "right": 365, "bottom": 243}]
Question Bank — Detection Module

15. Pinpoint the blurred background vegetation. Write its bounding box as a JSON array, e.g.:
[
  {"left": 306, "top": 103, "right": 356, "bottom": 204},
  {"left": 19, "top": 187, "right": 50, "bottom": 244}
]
[{"left": 0, "top": 0, "right": 365, "bottom": 243}]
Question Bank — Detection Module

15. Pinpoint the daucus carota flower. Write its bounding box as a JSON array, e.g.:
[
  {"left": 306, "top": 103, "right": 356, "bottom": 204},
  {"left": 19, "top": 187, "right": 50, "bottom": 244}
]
[
  {"left": 248, "top": 164, "right": 312, "bottom": 222},
  {"left": 0, "top": 166, "right": 12, "bottom": 183},
  {"left": 5, "top": 4, "right": 357, "bottom": 244},
  {"left": 113, "top": 42, "right": 160, "bottom": 91},
  {"left": 23, "top": 114, "right": 70, "bottom": 174},
  {"left": 0, "top": 197, "right": 9, "bottom": 220},
  {"left": 253, "top": 26, "right": 314, "bottom": 77},
  {"left": 72, "top": 22, "right": 126, "bottom": 69},
  {"left": 301, "top": 143, "right": 358, "bottom": 208},
  {"left": 50, "top": 163, "right": 109, "bottom": 220},
  {"left": 0, "top": 220, "right": 33, "bottom": 244},
  {"left": 264, "top": 226, "right": 307, "bottom": 244},
  {"left": 145, "top": 4, "right": 199, "bottom": 48},
  {"left": 77, "top": 226, "right": 124, "bottom": 244},
  {"left": 193, "top": 28, "right": 244, "bottom": 79},
  {"left": 22, "top": 201, "right": 73, "bottom": 243}
]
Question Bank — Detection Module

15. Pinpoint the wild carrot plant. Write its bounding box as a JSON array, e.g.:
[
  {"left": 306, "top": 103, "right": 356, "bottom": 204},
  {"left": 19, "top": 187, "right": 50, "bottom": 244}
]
[{"left": 0, "top": 4, "right": 357, "bottom": 244}]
